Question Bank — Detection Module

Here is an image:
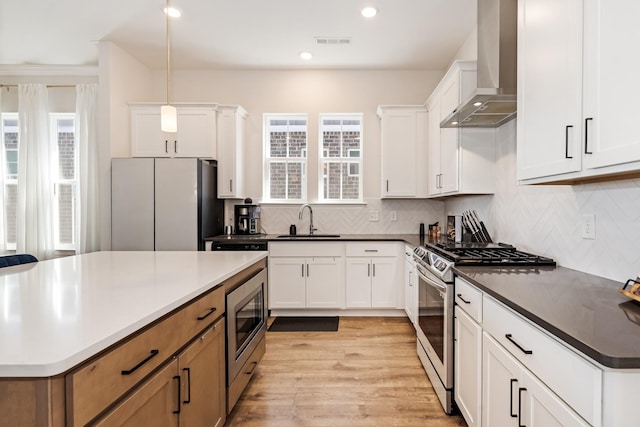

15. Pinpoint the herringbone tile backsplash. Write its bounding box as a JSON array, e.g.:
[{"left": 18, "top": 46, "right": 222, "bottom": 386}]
[{"left": 446, "top": 120, "right": 640, "bottom": 283}]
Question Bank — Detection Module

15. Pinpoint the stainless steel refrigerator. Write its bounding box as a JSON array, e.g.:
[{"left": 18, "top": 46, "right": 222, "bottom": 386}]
[{"left": 111, "top": 158, "right": 224, "bottom": 251}]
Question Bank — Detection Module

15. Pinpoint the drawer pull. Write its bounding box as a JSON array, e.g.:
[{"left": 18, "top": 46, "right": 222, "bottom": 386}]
[
  {"left": 518, "top": 387, "right": 527, "bottom": 427},
  {"left": 364, "top": 249, "right": 378, "bottom": 253},
  {"left": 246, "top": 361, "right": 258, "bottom": 375},
  {"left": 197, "top": 307, "right": 217, "bottom": 321},
  {"left": 509, "top": 379, "right": 518, "bottom": 417},
  {"left": 173, "top": 375, "right": 181, "bottom": 414},
  {"left": 457, "top": 293, "right": 471, "bottom": 304},
  {"left": 121, "top": 349, "right": 159, "bottom": 375},
  {"left": 182, "top": 368, "right": 191, "bottom": 404},
  {"left": 505, "top": 334, "right": 533, "bottom": 355}
]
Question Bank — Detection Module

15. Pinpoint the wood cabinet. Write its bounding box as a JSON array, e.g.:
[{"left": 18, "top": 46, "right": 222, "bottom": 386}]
[
  {"left": 217, "top": 105, "right": 247, "bottom": 199},
  {"left": 130, "top": 104, "right": 217, "bottom": 158},
  {"left": 268, "top": 242, "right": 345, "bottom": 309},
  {"left": 426, "top": 61, "right": 496, "bottom": 197},
  {"left": 377, "top": 106, "right": 428, "bottom": 198},
  {"left": 517, "top": 0, "right": 640, "bottom": 184},
  {"left": 96, "top": 319, "right": 225, "bottom": 427}
]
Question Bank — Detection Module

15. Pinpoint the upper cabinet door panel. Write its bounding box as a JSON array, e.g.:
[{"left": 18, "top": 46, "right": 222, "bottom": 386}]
[
  {"left": 516, "top": 0, "right": 583, "bottom": 180},
  {"left": 582, "top": 0, "right": 640, "bottom": 170}
]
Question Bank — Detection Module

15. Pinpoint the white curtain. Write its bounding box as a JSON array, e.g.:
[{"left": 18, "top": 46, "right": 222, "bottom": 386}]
[
  {"left": 0, "top": 88, "right": 6, "bottom": 253},
  {"left": 17, "top": 84, "right": 54, "bottom": 260},
  {"left": 75, "top": 84, "right": 100, "bottom": 254}
]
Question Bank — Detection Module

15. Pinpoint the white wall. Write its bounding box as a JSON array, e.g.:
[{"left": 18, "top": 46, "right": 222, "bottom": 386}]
[
  {"left": 445, "top": 119, "right": 640, "bottom": 283},
  {"left": 140, "top": 68, "right": 447, "bottom": 235}
]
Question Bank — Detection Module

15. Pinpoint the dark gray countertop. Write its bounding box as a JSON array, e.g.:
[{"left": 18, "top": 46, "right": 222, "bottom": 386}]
[
  {"left": 454, "top": 265, "right": 640, "bottom": 369},
  {"left": 207, "top": 233, "right": 426, "bottom": 248}
]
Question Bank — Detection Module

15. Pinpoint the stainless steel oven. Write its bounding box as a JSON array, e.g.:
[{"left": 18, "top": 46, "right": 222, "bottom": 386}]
[
  {"left": 226, "top": 268, "right": 267, "bottom": 390},
  {"left": 415, "top": 256, "right": 454, "bottom": 414}
]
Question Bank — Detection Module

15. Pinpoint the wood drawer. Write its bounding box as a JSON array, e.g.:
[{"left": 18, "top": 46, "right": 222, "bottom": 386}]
[
  {"left": 227, "top": 335, "right": 266, "bottom": 414},
  {"left": 483, "top": 296, "right": 602, "bottom": 425},
  {"left": 66, "top": 285, "right": 224, "bottom": 426},
  {"left": 455, "top": 277, "right": 482, "bottom": 322},
  {"left": 345, "top": 242, "right": 400, "bottom": 257}
]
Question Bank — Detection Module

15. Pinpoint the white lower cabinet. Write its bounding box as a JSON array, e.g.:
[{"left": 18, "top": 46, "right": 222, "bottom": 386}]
[
  {"left": 345, "top": 257, "right": 397, "bottom": 308},
  {"left": 455, "top": 308, "right": 482, "bottom": 427},
  {"left": 455, "top": 277, "right": 599, "bottom": 427},
  {"left": 268, "top": 243, "right": 345, "bottom": 309},
  {"left": 483, "top": 333, "right": 589, "bottom": 427}
]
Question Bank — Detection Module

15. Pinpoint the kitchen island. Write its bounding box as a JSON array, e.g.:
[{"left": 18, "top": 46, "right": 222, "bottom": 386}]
[{"left": 0, "top": 250, "right": 267, "bottom": 426}]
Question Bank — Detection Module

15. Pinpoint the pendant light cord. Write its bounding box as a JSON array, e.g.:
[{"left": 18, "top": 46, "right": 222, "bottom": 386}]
[{"left": 166, "top": 0, "right": 171, "bottom": 106}]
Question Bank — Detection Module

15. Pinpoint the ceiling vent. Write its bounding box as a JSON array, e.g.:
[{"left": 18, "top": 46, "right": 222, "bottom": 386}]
[{"left": 315, "top": 37, "right": 351, "bottom": 46}]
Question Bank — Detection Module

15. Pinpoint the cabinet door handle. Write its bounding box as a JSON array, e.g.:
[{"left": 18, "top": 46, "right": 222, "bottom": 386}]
[
  {"left": 306, "top": 264, "right": 309, "bottom": 277},
  {"left": 585, "top": 117, "right": 593, "bottom": 154},
  {"left": 173, "top": 375, "right": 181, "bottom": 414},
  {"left": 456, "top": 293, "right": 471, "bottom": 304},
  {"left": 372, "top": 263, "right": 376, "bottom": 277},
  {"left": 182, "top": 367, "right": 191, "bottom": 404},
  {"left": 196, "top": 307, "right": 217, "bottom": 321},
  {"left": 174, "top": 140, "right": 178, "bottom": 153},
  {"left": 565, "top": 125, "right": 573, "bottom": 159},
  {"left": 368, "top": 264, "right": 371, "bottom": 277},
  {"left": 386, "top": 179, "right": 389, "bottom": 192},
  {"left": 301, "top": 264, "right": 304, "bottom": 277},
  {"left": 509, "top": 378, "right": 518, "bottom": 417},
  {"left": 505, "top": 334, "right": 533, "bottom": 355},
  {"left": 165, "top": 140, "right": 168, "bottom": 153},
  {"left": 245, "top": 361, "right": 258, "bottom": 375},
  {"left": 121, "top": 349, "right": 159, "bottom": 375},
  {"left": 229, "top": 179, "right": 233, "bottom": 192},
  {"left": 518, "top": 387, "right": 527, "bottom": 427}
]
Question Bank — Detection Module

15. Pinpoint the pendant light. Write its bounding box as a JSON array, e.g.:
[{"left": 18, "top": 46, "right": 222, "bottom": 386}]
[{"left": 161, "top": 0, "right": 177, "bottom": 132}]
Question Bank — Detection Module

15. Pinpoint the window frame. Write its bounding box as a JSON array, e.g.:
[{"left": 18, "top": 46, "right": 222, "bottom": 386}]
[
  {"left": 317, "top": 113, "right": 364, "bottom": 203},
  {"left": 262, "top": 113, "right": 309, "bottom": 203},
  {"left": 50, "top": 113, "right": 77, "bottom": 251},
  {"left": 1, "top": 113, "right": 19, "bottom": 250}
]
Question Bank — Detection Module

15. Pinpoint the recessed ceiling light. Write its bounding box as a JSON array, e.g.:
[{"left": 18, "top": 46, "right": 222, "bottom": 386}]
[
  {"left": 361, "top": 6, "right": 378, "bottom": 18},
  {"left": 299, "top": 51, "right": 313, "bottom": 60},
  {"left": 473, "top": 101, "right": 483, "bottom": 107},
  {"left": 163, "top": 7, "right": 181, "bottom": 18},
  {"left": 451, "top": 121, "right": 459, "bottom": 125}
]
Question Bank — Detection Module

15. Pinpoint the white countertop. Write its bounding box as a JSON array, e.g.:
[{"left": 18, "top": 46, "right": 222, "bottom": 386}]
[{"left": 0, "top": 251, "right": 267, "bottom": 377}]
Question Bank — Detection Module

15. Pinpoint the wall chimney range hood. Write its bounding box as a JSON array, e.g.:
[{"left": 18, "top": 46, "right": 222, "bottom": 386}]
[{"left": 441, "top": 0, "right": 517, "bottom": 128}]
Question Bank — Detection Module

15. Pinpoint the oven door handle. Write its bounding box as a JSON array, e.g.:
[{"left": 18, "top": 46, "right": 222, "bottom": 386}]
[{"left": 416, "top": 265, "right": 448, "bottom": 292}]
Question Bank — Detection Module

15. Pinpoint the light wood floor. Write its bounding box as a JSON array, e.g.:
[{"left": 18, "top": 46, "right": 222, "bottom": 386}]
[{"left": 225, "top": 317, "right": 467, "bottom": 427}]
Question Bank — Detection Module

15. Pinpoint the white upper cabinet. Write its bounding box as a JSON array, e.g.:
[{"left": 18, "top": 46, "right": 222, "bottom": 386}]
[
  {"left": 130, "top": 104, "right": 217, "bottom": 158},
  {"left": 217, "top": 105, "right": 247, "bottom": 199},
  {"left": 426, "top": 61, "right": 496, "bottom": 197},
  {"left": 378, "top": 106, "right": 428, "bottom": 198},
  {"left": 517, "top": 0, "right": 640, "bottom": 183}
]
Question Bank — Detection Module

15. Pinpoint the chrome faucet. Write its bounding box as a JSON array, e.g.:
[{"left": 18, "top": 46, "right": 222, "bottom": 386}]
[{"left": 298, "top": 204, "right": 317, "bottom": 235}]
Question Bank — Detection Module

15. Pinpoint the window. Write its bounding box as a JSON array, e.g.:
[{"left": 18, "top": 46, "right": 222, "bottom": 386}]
[
  {"left": 263, "top": 114, "right": 308, "bottom": 201},
  {"left": 1, "top": 115, "right": 19, "bottom": 249},
  {"left": 0, "top": 113, "right": 76, "bottom": 251},
  {"left": 51, "top": 114, "right": 76, "bottom": 250},
  {"left": 319, "top": 114, "right": 363, "bottom": 201}
]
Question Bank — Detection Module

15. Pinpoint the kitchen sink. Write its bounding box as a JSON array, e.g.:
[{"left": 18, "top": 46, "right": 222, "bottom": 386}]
[{"left": 276, "top": 234, "right": 341, "bottom": 239}]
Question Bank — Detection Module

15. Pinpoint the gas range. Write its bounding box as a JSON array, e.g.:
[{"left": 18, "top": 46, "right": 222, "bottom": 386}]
[{"left": 413, "top": 241, "right": 555, "bottom": 283}]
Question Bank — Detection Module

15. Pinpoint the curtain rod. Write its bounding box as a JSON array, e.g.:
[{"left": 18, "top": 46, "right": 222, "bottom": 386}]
[{"left": 0, "top": 84, "right": 76, "bottom": 89}]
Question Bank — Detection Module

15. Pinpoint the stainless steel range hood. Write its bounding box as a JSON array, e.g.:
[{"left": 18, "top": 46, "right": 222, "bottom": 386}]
[{"left": 441, "top": 0, "right": 517, "bottom": 128}]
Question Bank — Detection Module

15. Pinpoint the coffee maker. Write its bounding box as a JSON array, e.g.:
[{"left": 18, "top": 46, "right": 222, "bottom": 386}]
[{"left": 234, "top": 204, "right": 261, "bottom": 234}]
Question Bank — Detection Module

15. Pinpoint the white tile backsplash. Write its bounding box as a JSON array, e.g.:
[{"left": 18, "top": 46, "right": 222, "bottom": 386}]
[
  {"left": 445, "top": 119, "right": 640, "bottom": 283},
  {"left": 227, "top": 198, "right": 445, "bottom": 236}
]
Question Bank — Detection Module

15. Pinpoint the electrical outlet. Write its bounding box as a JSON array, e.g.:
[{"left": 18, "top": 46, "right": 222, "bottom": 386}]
[
  {"left": 390, "top": 211, "right": 397, "bottom": 221},
  {"left": 582, "top": 214, "right": 596, "bottom": 239},
  {"left": 369, "top": 211, "right": 379, "bottom": 222}
]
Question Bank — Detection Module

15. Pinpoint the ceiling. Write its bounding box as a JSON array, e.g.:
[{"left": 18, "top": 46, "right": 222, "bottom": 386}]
[{"left": 0, "top": 0, "right": 477, "bottom": 70}]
